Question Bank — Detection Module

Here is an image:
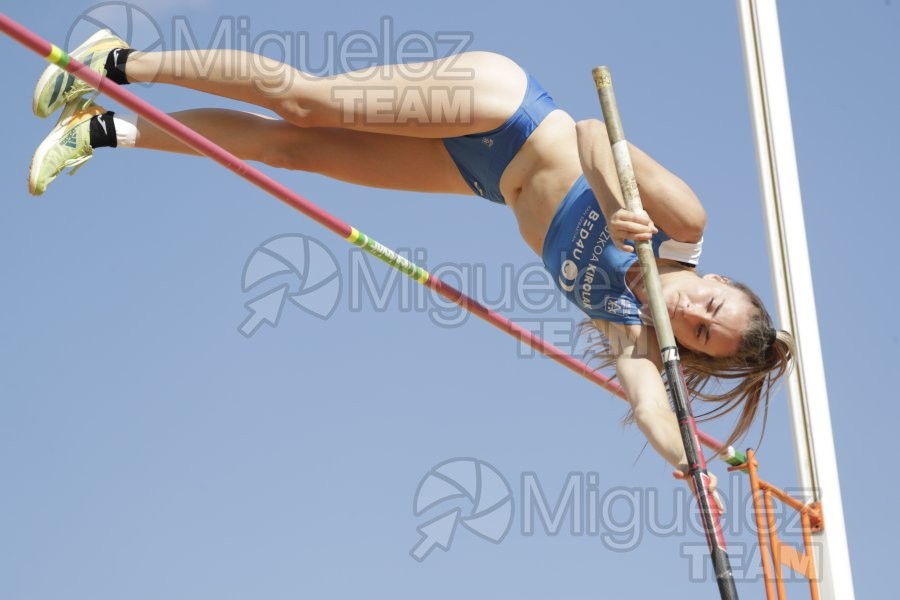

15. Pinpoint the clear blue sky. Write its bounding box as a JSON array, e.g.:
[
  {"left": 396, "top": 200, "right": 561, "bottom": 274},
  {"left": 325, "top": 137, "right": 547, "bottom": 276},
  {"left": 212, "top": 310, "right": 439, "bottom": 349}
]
[{"left": 1, "top": 1, "right": 896, "bottom": 598}]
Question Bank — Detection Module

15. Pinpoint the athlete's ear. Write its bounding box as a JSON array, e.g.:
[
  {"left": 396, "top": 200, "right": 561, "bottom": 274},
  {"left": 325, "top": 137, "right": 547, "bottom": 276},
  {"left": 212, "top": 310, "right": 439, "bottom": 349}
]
[{"left": 703, "top": 273, "right": 731, "bottom": 284}]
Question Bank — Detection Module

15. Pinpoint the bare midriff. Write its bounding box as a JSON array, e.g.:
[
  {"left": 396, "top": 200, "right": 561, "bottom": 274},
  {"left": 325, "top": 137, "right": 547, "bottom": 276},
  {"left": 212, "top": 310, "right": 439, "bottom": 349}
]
[{"left": 498, "top": 109, "right": 584, "bottom": 256}]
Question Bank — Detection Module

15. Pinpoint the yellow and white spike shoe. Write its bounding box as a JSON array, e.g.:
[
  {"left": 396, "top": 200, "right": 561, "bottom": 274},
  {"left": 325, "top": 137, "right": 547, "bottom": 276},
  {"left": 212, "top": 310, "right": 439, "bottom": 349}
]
[
  {"left": 29, "top": 99, "right": 107, "bottom": 196},
  {"left": 32, "top": 28, "right": 129, "bottom": 118}
]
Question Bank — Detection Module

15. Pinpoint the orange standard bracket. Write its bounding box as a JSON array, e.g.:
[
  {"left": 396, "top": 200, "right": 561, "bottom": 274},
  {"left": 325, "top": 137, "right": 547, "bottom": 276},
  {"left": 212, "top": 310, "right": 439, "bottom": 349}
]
[{"left": 729, "top": 449, "right": 823, "bottom": 599}]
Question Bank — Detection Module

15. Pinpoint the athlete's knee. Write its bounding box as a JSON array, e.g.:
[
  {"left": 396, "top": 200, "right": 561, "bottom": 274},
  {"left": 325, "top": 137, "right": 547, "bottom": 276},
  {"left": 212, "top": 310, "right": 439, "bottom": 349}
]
[
  {"left": 259, "top": 145, "right": 296, "bottom": 170},
  {"left": 260, "top": 134, "right": 335, "bottom": 174},
  {"left": 240, "top": 67, "right": 318, "bottom": 128},
  {"left": 249, "top": 122, "right": 305, "bottom": 170},
  {"left": 269, "top": 100, "right": 314, "bottom": 128},
  {"left": 261, "top": 76, "right": 337, "bottom": 128},
  {"left": 272, "top": 95, "right": 343, "bottom": 130}
]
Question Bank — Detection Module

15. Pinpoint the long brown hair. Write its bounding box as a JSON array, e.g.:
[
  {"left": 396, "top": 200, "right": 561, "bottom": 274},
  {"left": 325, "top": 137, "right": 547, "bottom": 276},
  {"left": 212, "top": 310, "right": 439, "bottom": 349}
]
[{"left": 586, "top": 279, "right": 795, "bottom": 455}]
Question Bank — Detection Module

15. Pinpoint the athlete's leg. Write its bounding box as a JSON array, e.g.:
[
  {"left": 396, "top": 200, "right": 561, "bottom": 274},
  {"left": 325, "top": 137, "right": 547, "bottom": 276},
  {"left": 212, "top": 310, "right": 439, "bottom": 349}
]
[
  {"left": 134, "top": 108, "right": 473, "bottom": 194},
  {"left": 122, "top": 50, "right": 527, "bottom": 137}
]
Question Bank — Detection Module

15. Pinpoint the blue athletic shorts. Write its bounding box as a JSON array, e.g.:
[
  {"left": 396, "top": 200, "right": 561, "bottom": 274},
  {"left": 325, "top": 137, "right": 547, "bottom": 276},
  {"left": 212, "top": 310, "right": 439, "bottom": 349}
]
[{"left": 442, "top": 73, "right": 557, "bottom": 204}]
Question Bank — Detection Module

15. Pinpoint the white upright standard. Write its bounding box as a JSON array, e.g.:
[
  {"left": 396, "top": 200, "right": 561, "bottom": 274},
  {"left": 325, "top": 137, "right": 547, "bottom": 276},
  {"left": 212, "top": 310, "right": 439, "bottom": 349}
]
[{"left": 736, "top": 1, "right": 855, "bottom": 598}]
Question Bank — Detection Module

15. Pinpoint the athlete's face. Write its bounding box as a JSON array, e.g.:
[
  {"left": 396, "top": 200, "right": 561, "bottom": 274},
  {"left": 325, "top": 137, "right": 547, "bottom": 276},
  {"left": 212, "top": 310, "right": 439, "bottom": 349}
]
[{"left": 666, "top": 274, "right": 752, "bottom": 358}]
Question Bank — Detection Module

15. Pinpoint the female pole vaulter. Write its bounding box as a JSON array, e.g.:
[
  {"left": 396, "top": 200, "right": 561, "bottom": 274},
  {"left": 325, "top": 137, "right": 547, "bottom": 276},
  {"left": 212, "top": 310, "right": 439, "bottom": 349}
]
[{"left": 27, "top": 30, "right": 793, "bottom": 490}]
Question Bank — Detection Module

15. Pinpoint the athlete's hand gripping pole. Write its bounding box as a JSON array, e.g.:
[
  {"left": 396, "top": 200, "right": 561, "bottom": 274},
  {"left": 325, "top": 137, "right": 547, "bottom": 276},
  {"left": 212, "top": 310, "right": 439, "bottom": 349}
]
[{"left": 592, "top": 66, "right": 739, "bottom": 600}]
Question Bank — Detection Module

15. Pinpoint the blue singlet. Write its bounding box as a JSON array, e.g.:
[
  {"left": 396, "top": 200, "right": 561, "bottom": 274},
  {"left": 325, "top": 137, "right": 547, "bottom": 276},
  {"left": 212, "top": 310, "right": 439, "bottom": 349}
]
[{"left": 542, "top": 175, "right": 703, "bottom": 325}]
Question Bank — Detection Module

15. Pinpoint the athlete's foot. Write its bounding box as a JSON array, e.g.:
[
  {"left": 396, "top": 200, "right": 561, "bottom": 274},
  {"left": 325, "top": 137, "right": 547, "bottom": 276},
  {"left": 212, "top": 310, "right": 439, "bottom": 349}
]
[
  {"left": 29, "top": 99, "right": 113, "bottom": 196},
  {"left": 32, "top": 28, "right": 130, "bottom": 119}
]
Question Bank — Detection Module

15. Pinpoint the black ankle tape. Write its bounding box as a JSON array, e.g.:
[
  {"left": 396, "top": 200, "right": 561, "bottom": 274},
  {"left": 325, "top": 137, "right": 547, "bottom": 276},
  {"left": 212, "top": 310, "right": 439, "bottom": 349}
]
[
  {"left": 89, "top": 111, "right": 118, "bottom": 148},
  {"left": 104, "top": 48, "right": 134, "bottom": 84}
]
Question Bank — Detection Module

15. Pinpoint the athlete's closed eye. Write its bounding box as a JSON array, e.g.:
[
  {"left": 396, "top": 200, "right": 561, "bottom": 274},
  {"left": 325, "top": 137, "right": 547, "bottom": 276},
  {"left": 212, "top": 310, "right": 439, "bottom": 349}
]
[
  {"left": 696, "top": 319, "right": 713, "bottom": 344},
  {"left": 697, "top": 299, "right": 723, "bottom": 344}
]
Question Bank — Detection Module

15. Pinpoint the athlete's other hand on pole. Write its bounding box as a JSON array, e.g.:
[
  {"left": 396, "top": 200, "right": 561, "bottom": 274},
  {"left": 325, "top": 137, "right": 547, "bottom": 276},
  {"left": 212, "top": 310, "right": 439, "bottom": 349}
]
[
  {"left": 608, "top": 208, "right": 658, "bottom": 253},
  {"left": 673, "top": 470, "right": 726, "bottom": 513}
]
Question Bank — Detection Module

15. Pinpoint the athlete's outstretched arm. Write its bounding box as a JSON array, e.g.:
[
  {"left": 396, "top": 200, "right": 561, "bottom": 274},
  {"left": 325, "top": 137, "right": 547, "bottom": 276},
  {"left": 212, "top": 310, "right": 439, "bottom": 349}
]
[
  {"left": 617, "top": 353, "right": 689, "bottom": 471},
  {"left": 601, "top": 321, "right": 689, "bottom": 471},
  {"left": 575, "top": 119, "right": 706, "bottom": 244},
  {"left": 598, "top": 320, "right": 720, "bottom": 493}
]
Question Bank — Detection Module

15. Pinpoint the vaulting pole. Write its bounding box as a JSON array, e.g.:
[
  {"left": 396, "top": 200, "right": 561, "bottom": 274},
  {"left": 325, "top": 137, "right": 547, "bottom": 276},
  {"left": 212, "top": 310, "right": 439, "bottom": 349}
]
[
  {"left": 593, "top": 66, "right": 739, "bottom": 600},
  {"left": 0, "top": 14, "right": 746, "bottom": 463}
]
